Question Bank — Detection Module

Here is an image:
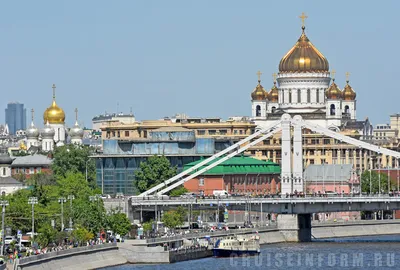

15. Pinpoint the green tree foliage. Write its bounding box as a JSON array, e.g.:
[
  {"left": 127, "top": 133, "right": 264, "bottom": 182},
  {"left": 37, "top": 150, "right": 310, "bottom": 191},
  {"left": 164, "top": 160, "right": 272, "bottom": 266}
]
[
  {"left": 51, "top": 144, "right": 96, "bottom": 186},
  {"left": 161, "top": 206, "right": 186, "bottom": 229},
  {"left": 361, "top": 171, "right": 392, "bottom": 193},
  {"left": 135, "top": 155, "right": 177, "bottom": 193},
  {"left": 142, "top": 220, "right": 153, "bottom": 235},
  {"left": 169, "top": 187, "right": 188, "bottom": 197},
  {"left": 35, "top": 224, "right": 57, "bottom": 248},
  {"left": 107, "top": 212, "right": 132, "bottom": 236},
  {"left": 72, "top": 226, "right": 94, "bottom": 246}
]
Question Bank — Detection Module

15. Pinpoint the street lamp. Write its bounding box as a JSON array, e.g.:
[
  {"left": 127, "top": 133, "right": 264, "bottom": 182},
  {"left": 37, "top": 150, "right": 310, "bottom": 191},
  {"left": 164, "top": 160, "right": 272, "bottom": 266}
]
[
  {"left": 0, "top": 200, "right": 9, "bottom": 256},
  {"left": 58, "top": 197, "right": 67, "bottom": 231},
  {"left": 28, "top": 197, "right": 38, "bottom": 237},
  {"left": 68, "top": 195, "right": 75, "bottom": 229}
]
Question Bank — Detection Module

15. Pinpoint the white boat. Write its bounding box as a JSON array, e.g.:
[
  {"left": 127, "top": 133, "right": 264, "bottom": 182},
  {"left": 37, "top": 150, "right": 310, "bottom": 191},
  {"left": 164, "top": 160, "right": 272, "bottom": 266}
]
[{"left": 213, "top": 234, "right": 260, "bottom": 257}]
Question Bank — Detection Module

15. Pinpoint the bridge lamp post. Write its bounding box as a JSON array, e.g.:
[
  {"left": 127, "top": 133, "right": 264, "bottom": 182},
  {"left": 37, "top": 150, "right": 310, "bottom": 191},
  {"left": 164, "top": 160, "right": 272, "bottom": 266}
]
[
  {"left": 0, "top": 200, "right": 9, "bottom": 256},
  {"left": 58, "top": 197, "right": 67, "bottom": 231},
  {"left": 28, "top": 197, "right": 38, "bottom": 238},
  {"left": 68, "top": 195, "right": 75, "bottom": 229}
]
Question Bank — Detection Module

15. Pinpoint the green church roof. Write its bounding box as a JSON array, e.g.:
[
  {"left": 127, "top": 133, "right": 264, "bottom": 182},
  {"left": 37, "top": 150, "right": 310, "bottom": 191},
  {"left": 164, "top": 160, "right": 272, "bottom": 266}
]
[{"left": 183, "top": 156, "right": 280, "bottom": 175}]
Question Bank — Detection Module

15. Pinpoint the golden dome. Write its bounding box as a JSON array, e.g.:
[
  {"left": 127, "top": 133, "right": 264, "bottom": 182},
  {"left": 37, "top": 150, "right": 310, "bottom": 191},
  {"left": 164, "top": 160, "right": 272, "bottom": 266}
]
[
  {"left": 325, "top": 79, "right": 342, "bottom": 100},
  {"left": 43, "top": 84, "right": 65, "bottom": 124},
  {"left": 279, "top": 26, "right": 329, "bottom": 73},
  {"left": 251, "top": 80, "right": 268, "bottom": 101},
  {"left": 268, "top": 82, "right": 279, "bottom": 103},
  {"left": 342, "top": 79, "right": 356, "bottom": 101}
]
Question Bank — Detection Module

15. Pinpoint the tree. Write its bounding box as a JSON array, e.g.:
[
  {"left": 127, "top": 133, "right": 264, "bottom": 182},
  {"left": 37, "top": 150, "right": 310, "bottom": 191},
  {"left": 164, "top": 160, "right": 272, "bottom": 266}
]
[
  {"left": 51, "top": 144, "right": 96, "bottom": 187},
  {"left": 162, "top": 206, "right": 186, "bottom": 229},
  {"left": 361, "top": 171, "right": 392, "bottom": 193},
  {"left": 107, "top": 212, "right": 132, "bottom": 236},
  {"left": 142, "top": 220, "right": 153, "bottom": 237},
  {"left": 169, "top": 187, "right": 188, "bottom": 197},
  {"left": 35, "top": 224, "right": 57, "bottom": 248},
  {"left": 72, "top": 226, "right": 94, "bottom": 246},
  {"left": 135, "top": 155, "right": 177, "bottom": 193}
]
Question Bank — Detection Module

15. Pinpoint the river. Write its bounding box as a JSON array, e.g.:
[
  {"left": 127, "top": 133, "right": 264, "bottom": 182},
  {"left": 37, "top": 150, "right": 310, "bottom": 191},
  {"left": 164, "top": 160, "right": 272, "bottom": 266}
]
[{"left": 106, "top": 235, "right": 400, "bottom": 269}]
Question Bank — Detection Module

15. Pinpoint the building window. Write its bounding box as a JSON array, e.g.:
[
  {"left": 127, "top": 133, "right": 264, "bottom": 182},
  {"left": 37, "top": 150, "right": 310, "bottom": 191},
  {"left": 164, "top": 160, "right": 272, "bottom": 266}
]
[
  {"left": 199, "top": 178, "right": 204, "bottom": 186},
  {"left": 271, "top": 106, "right": 276, "bottom": 113},
  {"left": 239, "top": 130, "right": 243, "bottom": 135},
  {"left": 30, "top": 167, "right": 34, "bottom": 174},
  {"left": 37, "top": 167, "right": 41, "bottom": 173},
  {"left": 2, "top": 168, "right": 5, "bottom": 176},
  {"left": 125, "top": 131, "right": 129, "bottom": 137},
  {"left": 117, "top": 131, "right": 120, "bottom": 138},
  {"left": 209, "top": 130, "right": 216, "bottom": 135},
  {"left": 219, "top": 130, "right": 227, "bottom": 135},
  {"left": 344, "top": 105, "right": 350, "bottom": 115},
  {"left": 197, "top": 130, "right": 205, "bottom": 135},
  {"left": 233, "top": 130, "right": 238, "bottom": 135},
  {"left": 330, "top": 104, "right": 336, "bottom": 116},
  {"left": 256, "top": 105, "right": 261, "bottom": 117},
  {"left": 323, "top": 139, "right": 330, "bottom": 145},
  {"left": 310, "top": 159, "right": 315, "bottom": 164}
]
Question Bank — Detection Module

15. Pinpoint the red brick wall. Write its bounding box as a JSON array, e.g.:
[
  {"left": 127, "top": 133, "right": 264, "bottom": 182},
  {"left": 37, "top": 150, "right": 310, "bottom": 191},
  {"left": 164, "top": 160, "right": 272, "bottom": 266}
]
[
  {"left": 184, "top": 174, "right": 280, "bottom": 196},
  {"left": 11, "top": 167, "right": 51, "bottom": 179}
]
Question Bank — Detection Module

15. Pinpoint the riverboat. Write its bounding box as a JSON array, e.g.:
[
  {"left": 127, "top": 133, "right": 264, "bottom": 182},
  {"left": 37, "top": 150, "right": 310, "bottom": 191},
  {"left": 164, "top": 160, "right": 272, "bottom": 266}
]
[{"left": 212, "top": 234, "right": 260, "bottom": 257}]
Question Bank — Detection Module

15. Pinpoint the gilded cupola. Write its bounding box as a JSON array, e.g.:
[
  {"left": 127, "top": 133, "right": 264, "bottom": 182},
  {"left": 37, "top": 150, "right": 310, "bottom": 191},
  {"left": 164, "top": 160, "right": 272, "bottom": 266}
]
[
  {"left": 43, "top": 84, "right": 65, "bottom": 124},
  {"left": 279, "top": 13, "right": 329, "bottom": 73},
  {"left": 268, "top": 73, "right": 279, "bottom": 103},
  {"left": 342, "top": 72, "right": 356, "bottom": 101},
  {"left": 325, "top": 71, "right": 342, "bottom": 100},
  {"left": 251, "top": 71, "right": 269, "bottom": 101}
]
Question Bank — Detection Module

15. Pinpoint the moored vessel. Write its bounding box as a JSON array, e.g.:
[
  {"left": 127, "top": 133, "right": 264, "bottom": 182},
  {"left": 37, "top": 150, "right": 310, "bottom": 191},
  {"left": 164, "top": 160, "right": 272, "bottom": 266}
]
[{"left": 212, "top": 234, "right": 260, "bottom": 257}]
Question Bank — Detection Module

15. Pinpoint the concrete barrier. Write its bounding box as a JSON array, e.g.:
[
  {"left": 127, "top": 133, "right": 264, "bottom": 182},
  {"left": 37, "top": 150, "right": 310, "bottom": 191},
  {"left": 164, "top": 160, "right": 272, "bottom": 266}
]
[{"left": 16, "top": 244, "right": 127, "bottom": 270}]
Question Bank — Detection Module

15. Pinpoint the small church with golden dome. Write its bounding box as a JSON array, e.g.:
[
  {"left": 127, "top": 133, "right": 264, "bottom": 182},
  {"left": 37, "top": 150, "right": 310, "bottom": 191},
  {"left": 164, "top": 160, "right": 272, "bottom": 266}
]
[
  {"left": 25, "top": 84, "right": 84, "bottom": 151},
  {"left": 251, "top": 13, "right": 357, "bottom": 130}
]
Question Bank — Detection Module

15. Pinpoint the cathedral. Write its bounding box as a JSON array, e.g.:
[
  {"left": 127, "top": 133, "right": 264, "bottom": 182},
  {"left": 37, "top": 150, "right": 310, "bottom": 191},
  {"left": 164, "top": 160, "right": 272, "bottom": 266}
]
[
  {"left": 251, "top": 14, "right": 357, "bottom": 130},
  {"left": 26, "top": 84, "right": 84, "bottom": 151}
]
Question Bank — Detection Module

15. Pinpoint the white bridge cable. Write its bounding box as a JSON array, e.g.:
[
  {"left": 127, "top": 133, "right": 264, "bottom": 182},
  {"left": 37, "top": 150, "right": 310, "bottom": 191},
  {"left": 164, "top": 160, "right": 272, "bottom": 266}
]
[
  {"left": 157, "top": 126, "right": 283, "bottom": 195},
  {"left": 297, "top": 119, "right": 400, "bottom": 159},
  {"left": 138, "top": 121, "right": 283, "bottom": 196}
]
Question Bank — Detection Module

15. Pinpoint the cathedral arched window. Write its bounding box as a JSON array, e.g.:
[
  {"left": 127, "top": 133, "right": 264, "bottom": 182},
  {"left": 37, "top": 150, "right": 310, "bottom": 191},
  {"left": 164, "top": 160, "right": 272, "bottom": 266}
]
[
  {"left": 307, "top": 89, "right": 311, "bottom": 103},
  {"left": 2, "top": 168, "right": 5, "bottom": 176},
  {"left": 330, "top": 104, "right": 336, "bottom": 116},
  {"left": 316, "top": 89, "right": 320, "bottom": 103},
  {"left": 271, "top": 106, "right": 276, "bottom": 113},
  {"left": 256, "top": 105, "right": 261, "bottom": 117},
  {"left": 297, "top": 89, "right": 301, "bottom": 103},
  {"left": 289, "top": 90, "right": 292, "bottom": 103},
  {"left": 344, "top": 105, "right": 350, "bottom": 115}
]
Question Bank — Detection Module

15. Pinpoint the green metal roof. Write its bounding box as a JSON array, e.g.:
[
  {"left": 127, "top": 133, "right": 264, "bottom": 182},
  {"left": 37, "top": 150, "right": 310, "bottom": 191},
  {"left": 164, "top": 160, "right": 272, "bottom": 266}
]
[{"left": 183, "top": 156, "right": 280, "bottom": 175}]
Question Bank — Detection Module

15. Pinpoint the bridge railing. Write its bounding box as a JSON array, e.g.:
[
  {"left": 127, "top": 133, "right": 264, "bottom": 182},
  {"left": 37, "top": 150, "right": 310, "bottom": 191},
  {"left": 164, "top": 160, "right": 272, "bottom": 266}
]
[{"left": 145, "top": 225, "right": 277, "bottom": 244}]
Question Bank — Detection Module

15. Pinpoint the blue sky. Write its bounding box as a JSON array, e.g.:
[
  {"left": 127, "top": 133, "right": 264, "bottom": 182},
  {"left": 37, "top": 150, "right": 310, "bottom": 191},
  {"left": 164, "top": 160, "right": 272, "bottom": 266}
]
[{"left": 0, "top": 0, "right": 399, "bottom": 128}]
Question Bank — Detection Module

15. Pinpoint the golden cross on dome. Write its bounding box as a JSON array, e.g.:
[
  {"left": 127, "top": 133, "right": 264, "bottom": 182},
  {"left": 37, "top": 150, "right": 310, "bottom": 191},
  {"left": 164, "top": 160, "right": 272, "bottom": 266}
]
[
  {"left": 331, "top": 69, "right": 336, "bottom": 80},
  {"left": 299, "top": 12, "right": 308, "bottom": 27},
  {"left": 345, "top": 72, "right": 351, "bottom": 82},
  {"left": 52, "top": 84, "right": 56, "bottom": 99},
  {"left": 75, "top": 108, "right": 78, "bottom": 121},
  {"left": 256, "top": 70, "right": 263, "bottom": 81},
  {"left": 272, "top": 73, "right": 277, "bottom": 83}
]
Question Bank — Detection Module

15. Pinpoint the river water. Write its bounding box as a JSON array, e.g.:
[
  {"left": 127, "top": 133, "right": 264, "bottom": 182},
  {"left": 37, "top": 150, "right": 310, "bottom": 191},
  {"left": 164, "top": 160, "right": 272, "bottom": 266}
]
[{"left": 106, "top": 235, "right": 400, "bottom": 269}]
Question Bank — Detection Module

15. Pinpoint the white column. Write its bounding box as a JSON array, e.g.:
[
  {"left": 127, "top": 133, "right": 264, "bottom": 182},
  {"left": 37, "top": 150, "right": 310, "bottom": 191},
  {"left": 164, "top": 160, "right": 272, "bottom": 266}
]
[
  {"left": 281, "top": 114, "right": 292, "bottom": 195},
  {"left": 292, "top": 115, "right": 303, "bottom": 192}
]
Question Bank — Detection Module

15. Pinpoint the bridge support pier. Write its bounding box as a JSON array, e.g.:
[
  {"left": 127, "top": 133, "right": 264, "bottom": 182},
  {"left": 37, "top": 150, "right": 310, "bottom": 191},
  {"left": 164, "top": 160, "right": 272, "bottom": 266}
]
[{"left": 277, "top": 214, "right": 311, "bottom": 242}]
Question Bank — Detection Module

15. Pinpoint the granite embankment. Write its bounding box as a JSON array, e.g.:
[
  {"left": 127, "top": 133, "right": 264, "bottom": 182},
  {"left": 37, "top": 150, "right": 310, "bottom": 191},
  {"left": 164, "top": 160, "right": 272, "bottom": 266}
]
[
  {"left": 312, "top": 219, "right": 400, "bottom": 239},
  {"left": 15, "top": 243, "right": 126, "bottom": 270}
]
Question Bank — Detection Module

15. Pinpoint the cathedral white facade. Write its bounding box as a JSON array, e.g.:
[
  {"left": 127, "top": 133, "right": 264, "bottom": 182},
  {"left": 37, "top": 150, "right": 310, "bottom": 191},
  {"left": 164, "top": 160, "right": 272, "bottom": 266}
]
[
  {"left": 26, "top": 84, "right": 84, "bottom": 151},
  {"left": 251, "top": 22, "right": 357, "bottom": 131}
]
